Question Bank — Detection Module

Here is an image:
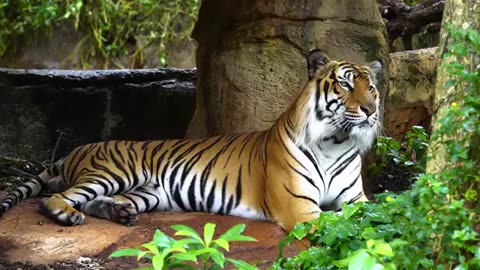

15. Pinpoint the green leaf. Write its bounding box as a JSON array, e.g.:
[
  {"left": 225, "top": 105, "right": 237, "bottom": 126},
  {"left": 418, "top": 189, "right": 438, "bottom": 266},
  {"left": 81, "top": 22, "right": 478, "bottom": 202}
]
[
  {"left": 348, "top": 250, "right": 378, "bottom": 270},
  {"left": 171, "top": 252, "right": 198, "bottom": 263},
  {"left": 342, "top": 203, "right": 361, "bottom": 219},
  {"left": 209, "top": 249, "right": 226, "bottom": 267},
  {"left": 153, "top": 229, "right": 176, "bottom": 247},
  {"left": 109, "top": 248, "right": 141, "bottom": 258},
  {"left": 227, "top": 258, "right": 260, "bottom": 270},
  {"left": 219, "top": 224, "right": 257, "bottom": 242},
  {"left": 372, "top": 242, "right": 394, "bottom": 257},
  {"left": 142, "top": 243, "right": 160, "bottom": 256},
  {"left": 152, "top": 254, "right": 164, "bottom": 270},
  {"left": 333, "top": 257, "right": 349, "bottom": 268},
  {"left": 219, "top": 224, "right": 246, "bottom": 241},
  {"left": 384, "top": 263, "right": 397, "bottom": 270},
  {"left": 173, "top": 238, "right": 202, "bottom": 249},
  {"left": 172, "top": 224, "right": 204, "bottom": 245},
  {"left": 291, "top": 222, "right": 310, "bottom": 240},
  {"left": 138, "top": 251, "right": 149, "bottom": 261},
  {"left": 213, "top": 239, "right": 230, "bottom": 251},
  {"left": 204, "top": 223, "right": 216, "bottom": 247}
]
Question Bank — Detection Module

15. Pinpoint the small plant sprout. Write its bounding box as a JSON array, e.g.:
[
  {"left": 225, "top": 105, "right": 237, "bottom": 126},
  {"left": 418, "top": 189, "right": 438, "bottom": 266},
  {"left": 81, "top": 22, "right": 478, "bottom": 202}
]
[{"left": 110, "top": 223, "right": 259, "bottom": 270}]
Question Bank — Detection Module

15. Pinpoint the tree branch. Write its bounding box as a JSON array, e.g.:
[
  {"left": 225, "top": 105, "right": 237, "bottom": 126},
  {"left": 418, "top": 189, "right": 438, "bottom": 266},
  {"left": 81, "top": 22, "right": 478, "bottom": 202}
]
[{"left": 378, "top": 0, "right": 445, "bottom": 49}]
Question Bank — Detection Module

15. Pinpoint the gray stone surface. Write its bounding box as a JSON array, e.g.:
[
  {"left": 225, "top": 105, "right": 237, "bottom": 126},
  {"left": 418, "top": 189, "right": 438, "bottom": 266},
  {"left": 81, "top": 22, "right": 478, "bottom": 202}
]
[
  {"left": 0, "top": 68, "right": 196, "bottom": 161},
  {"left": 386, "top": 48, "right": 437, "bottom": 138}
]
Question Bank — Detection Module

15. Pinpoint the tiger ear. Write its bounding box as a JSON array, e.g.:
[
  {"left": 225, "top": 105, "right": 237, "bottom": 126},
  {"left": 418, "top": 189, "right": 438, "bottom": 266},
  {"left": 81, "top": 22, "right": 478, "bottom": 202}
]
[
  {"left": 307, "top": 49, "right": 331, "bottom": 80},
  {"left": 366, "top": 60, "right": 384, "bottom": 84}
]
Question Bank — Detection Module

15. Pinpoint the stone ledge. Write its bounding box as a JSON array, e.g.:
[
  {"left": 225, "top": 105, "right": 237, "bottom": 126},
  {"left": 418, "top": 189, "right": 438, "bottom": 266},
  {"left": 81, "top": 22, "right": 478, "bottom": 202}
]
[{"left": 0, "top": 193, "right": 305, "bottom": 269}]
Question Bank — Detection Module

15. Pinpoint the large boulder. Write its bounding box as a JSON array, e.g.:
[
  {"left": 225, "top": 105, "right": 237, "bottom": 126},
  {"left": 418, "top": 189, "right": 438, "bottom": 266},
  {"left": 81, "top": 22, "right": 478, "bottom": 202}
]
[
  {"left": 187, "top": 0, "right": 389, "bottom": 138},
  {"left": 386, "top": 48, "right": 437, "bottom": 139}
]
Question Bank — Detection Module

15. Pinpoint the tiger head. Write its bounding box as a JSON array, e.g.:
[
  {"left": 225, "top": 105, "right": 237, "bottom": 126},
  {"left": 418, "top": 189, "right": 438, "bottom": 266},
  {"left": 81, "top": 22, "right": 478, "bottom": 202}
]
[{"left": 297, "top": 50, "right": 383, "bottom": 153}]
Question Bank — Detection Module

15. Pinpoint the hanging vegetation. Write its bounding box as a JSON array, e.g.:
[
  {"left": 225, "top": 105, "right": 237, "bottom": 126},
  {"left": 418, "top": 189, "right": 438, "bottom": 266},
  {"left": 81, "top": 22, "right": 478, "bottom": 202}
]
[{"left": 0, "top": 0, "right": 199, "bottom": 68}]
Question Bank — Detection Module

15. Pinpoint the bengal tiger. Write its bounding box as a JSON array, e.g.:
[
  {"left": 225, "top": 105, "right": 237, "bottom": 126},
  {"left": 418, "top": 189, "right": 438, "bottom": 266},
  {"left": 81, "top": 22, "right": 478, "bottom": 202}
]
[{"left": 0, "top": 50, "right": 382, "bottom": 231}]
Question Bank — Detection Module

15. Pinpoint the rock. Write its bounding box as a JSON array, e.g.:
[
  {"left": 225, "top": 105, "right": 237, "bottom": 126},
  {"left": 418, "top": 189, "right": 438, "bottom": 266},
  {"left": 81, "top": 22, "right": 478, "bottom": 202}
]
[
  {"left": 0, "top": 192, "right": 305, "bottom": 268},
  {"left": 386, "top": 48, "right": 437, "bottom": 139},
  {"left": 0, "top": 68, "right": 196, "bottom": 161},
  {"left": 187, "top": 0, "right": 389, "bottom": 138}
]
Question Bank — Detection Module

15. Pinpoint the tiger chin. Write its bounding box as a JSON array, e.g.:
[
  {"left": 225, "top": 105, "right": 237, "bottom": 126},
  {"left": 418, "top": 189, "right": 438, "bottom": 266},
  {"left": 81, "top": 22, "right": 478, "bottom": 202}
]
[{"left": 0, "top": 50, "right": 383, "bottom": 232}]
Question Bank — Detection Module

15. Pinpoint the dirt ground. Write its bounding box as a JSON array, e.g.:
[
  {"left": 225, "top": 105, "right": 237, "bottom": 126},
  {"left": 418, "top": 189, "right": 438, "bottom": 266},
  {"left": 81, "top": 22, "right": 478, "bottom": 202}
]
[{"left": 0, "top": 193, "right": 306, "bottom": 270}]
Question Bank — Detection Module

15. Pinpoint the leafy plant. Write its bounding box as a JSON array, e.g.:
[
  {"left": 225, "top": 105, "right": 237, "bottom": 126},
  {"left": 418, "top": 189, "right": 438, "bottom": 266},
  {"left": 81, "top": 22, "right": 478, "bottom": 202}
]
[
  {"left": 110, "top": 223, "right": 259, "bottom": 270},
  {"left": 0, "top": 0, "right": 199, "bottom": 68},
  {"left": 274, "top": 25, "right": 480, "bottom": 270},
  {"left": 370, "top": 126, "right": 429, "bottom": 180}
]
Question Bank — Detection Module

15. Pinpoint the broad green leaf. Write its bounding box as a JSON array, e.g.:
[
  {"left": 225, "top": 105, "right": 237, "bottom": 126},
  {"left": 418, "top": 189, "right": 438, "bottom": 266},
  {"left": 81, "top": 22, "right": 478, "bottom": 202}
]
[
  {"left": 163, "top": 246, "right": 187, "bottom": 256},
  {"left": 388, "top": 239, "right": 409, "bottom": 248},
  {"left": 152, "top": 254, "right": 164, "bottom": 270},
  {"left": 171, "top": 252, "right": 198, "bottom": 263},
  {"left": 366, "top": 239, "right": 375, "bottom": 249},
  {"left": 219, "top": 224, "right": 246, "bottom": 241},
  {"left": 173, "top": 238, "right": 202, "bottom": 248},
  {"left": 109, "top": 248, "right": 141, "bottom": 258},
  {"left": 190, "top": 247, "right": 221, "bottom": 256},
  {"left": 348, "top": 250, "right": 377, "bottom": 270},
  {"left": 291, "top": 223, "right": 310, "bottom": 240},
  {"left": 372, "top": 242, "right": 394, "bottom": 257},
  {"left": 384, "top": 263, "right": 397, "bottom": 270},
  {"left": 142, "top": 243, "right": 160, "bottom": 256},
  {"left": 342, "top": 203, "right": 361, "bottom": 219},
  {"left": 204, "top": 223, "right": 216, "bottom": 247},
  {"left": 138, "top": 250, "right": 149, "bottom": 260},
  {"left": 172, "top": 224, "right": 204, "bottom": 245},
  {"left": 227, "top": 258, "right": 260, "bottom": 270},
  {"left": 332, "top": 257, "right": 349, "bottom": 268},
  {"left": 213, "top": 239, "right": 230, "bottom": 251},
  {"left": 153, "top": 229, "right": 176, "bottom": 247},
  {"left": 209, "top": 249, "right": 226, "bottom": 267}
]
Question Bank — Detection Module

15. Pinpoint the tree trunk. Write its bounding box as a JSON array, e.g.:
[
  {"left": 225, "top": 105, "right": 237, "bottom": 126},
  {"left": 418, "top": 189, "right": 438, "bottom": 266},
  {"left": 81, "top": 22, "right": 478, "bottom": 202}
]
[
  {"left": 426, "top": 0, "right": 480, "bottom": 173},
  {"left": 186, "top": 0, "right": 389, "bottom": 138}
]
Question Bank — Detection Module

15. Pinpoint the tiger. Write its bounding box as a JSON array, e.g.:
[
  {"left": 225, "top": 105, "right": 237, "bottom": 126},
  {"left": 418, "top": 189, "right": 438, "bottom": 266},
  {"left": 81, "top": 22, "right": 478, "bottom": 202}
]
[{"left": 0, "top": 50, "right": 382, "bottom": 231}]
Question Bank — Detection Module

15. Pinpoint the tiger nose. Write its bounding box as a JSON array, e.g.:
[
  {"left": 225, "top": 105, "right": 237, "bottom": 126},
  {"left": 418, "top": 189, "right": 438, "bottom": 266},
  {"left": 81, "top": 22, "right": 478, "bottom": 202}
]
[{"left": 360, "top": 105, "right": 375, "bottom": 117}]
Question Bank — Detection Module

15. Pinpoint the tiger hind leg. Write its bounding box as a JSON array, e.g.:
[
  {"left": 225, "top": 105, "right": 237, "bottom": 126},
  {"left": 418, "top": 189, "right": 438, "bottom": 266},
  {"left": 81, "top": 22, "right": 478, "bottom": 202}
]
[{"left": 80, "top": 185, "right": 161, "bottom": 226}]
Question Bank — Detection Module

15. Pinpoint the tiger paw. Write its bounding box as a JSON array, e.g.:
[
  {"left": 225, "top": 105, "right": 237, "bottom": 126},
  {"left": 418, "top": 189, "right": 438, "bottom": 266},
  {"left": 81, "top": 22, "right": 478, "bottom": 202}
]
[
  {"left": 109, "top": 202, "right": 138, "bottom": 226},
  {"left": 40, "top": 198, "right": 86, "bottom": 226}
]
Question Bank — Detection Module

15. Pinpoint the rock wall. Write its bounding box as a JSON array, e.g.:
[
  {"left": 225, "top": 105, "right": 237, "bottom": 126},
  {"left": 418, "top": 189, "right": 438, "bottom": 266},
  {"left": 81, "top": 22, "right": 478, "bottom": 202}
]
[
  {"left": 0, "top": 69, "right": 195, "bottom": 161},
  {"left": 0, "top": 48, "right": 437, "bottom": 162},
  {"left": 187, "top": 0, "right": 390, "bottom": 138},
  {"left": 386, "top": 48, "right": 437, "bottom": 139}
]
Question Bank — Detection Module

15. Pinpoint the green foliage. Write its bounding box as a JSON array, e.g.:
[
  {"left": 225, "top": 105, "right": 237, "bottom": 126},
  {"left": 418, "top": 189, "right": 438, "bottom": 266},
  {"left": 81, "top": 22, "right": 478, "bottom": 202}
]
[
  {"left": 0, "top": 0, "right": 199, "bottom": 68},
  {"left": 110, "top": 223, "right": 259, "bottom": 270},
  {"left": 369, "top": 126, "right": 429, "bottom": 185},
  {"left": 274, "top": 26, "right": 480, "bottom": 269}
]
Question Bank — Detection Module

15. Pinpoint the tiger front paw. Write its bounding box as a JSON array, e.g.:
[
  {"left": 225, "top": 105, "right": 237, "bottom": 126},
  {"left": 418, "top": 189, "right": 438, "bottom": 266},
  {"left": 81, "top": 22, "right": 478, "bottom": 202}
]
[{"left": 40, "top": 197, "right": 86, "bottom": 226}]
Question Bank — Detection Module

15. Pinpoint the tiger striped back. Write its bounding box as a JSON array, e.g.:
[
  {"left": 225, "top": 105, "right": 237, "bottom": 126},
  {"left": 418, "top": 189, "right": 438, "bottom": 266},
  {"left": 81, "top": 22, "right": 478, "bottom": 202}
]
[{"left": 0, "top": 50, "right": 382, "bottom": 231}]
